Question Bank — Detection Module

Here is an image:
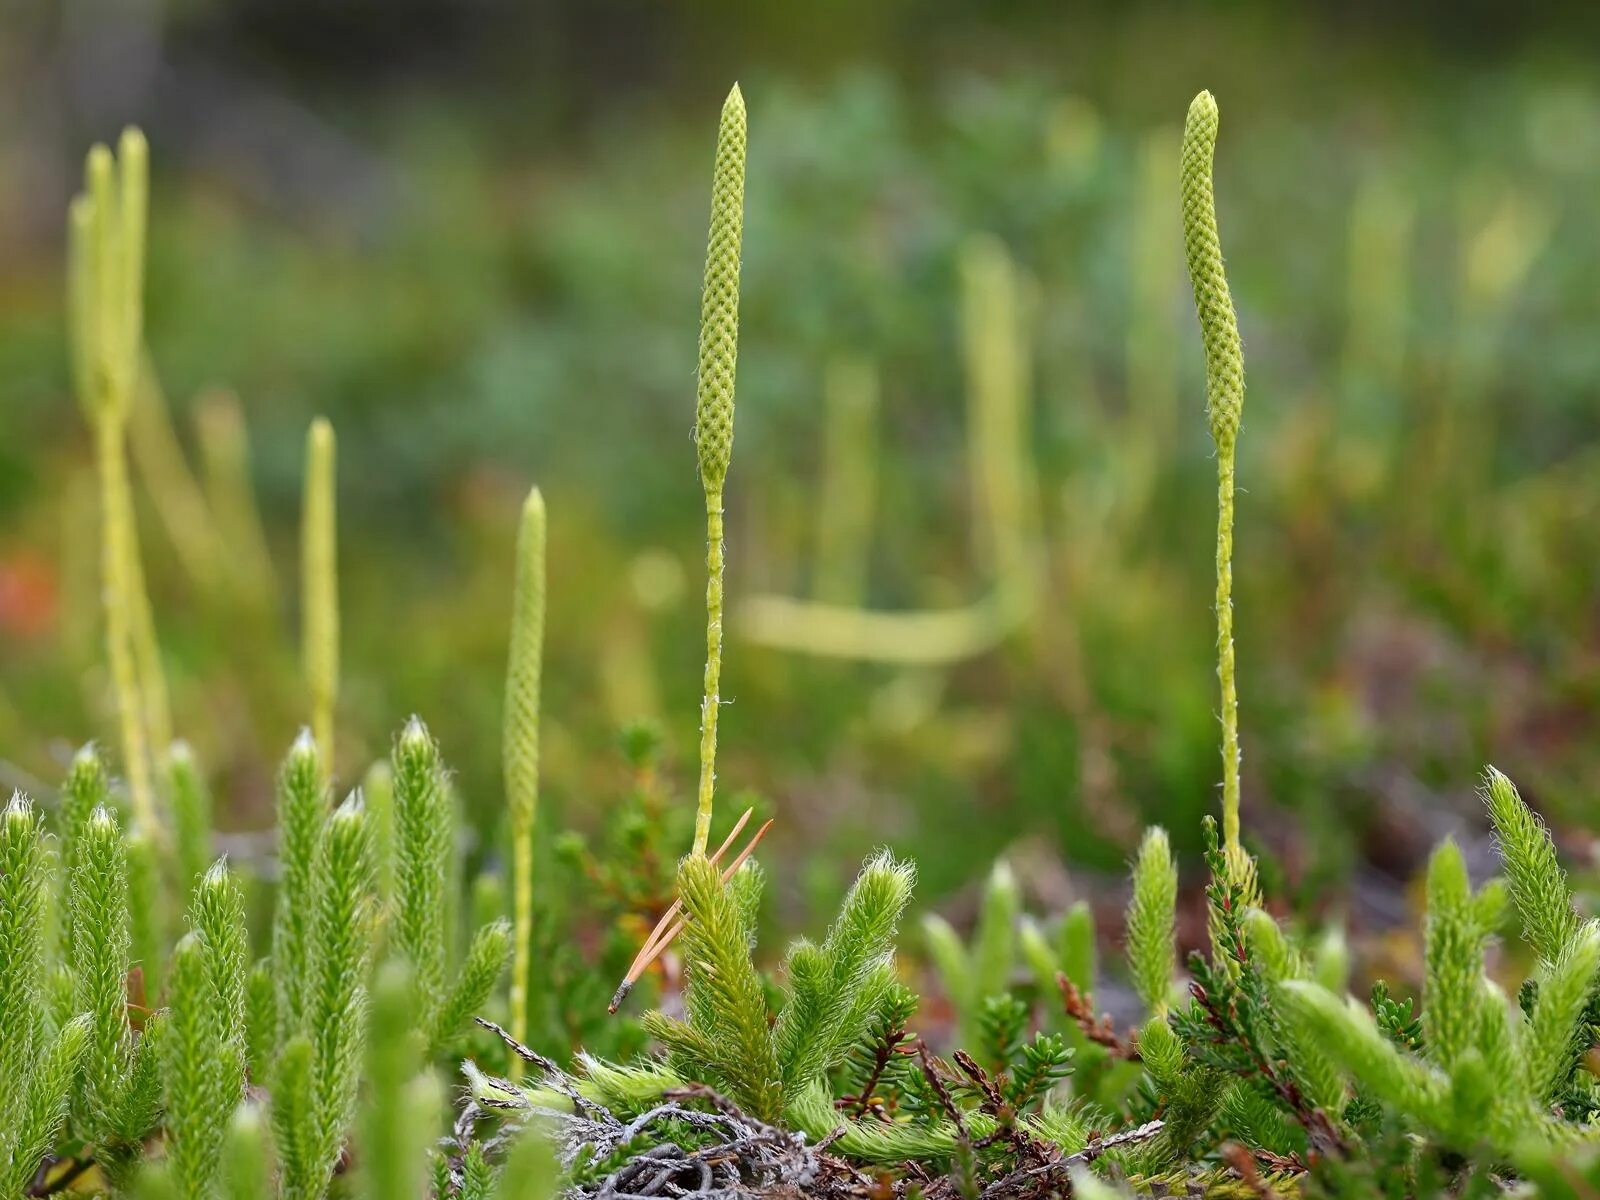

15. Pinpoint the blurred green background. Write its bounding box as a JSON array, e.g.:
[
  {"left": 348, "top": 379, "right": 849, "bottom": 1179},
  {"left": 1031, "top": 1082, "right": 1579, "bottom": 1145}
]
[{"left": 5, "top": 2, "right": 1600, "bottom": 940}]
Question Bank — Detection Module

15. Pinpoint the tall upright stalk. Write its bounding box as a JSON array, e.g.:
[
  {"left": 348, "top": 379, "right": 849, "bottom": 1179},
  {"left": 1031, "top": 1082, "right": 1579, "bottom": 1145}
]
[
  {"left": 70, "top": 130, "right": 162, "bottom": 840},
  {"left": 301, "top": 418, "right": 339, "bottom": 766},
  {"left": 503, "top": 487, "right": 545, "bottom": 1079},
  {"left": 690, "top": 84, "right": 747, "bottom": 858},
  {"left": 1180, "top": 91, "right": 1250, "bottom": 883}
]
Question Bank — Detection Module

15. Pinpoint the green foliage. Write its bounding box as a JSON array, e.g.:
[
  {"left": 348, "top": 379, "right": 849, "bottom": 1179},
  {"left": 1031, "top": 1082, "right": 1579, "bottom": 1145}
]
[
  {"left": 691, "top": 83, "right": 748, "bottom": 857},
  {"left": 1125, "top": 826, "right": 1178, "bottom": 1015},
  {"left": 1485, "top": 766, "right": 1581, "bottom": 964},
  {"left": 504, "top": 486, "right": 545, "bottom": 1071},
  {"left": 301, "top": 796, "right": 375, "bottom": 1194},
  {"left": 1422, "top": 839, "right": 1484, "bottom": 1073},
  {"left": 646, "top": 854, "right": 781, "bottom": 1118},
  {"left": 1, "top": 796, "right": 93, "bottom": 1200},
  {"left": 1181, "top": 89, "right": 1249, "bottom": 888},
  {"left": 189, "top": 862, "right": 248, "bottom": 1098},
  {"left": 773, "top": 851, "right": 914, "bottom": 1091},
  {"left": 393, "top": 719, "right": 451, "bottom": 1019},
  {"left": 273, "top": 731, "right": 326, "bottom": 1046},
  {"left": 23, "top": 79, "right": 1600, "bottom": 1200},
  {"left": 389, "top": 719, "right": 513, "bottom": 1056},
  {"left": 162, "top": 933, "right": 235, "bottom": 1200}
]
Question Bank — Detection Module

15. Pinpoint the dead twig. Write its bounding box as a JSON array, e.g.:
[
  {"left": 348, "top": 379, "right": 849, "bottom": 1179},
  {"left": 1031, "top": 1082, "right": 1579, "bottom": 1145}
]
[
  {"left": 1057, "top": 974, "right": 1138, "bottom": 1059},
  {"left": 609, "top": 812, "right": 774, "bottom": 1012}
]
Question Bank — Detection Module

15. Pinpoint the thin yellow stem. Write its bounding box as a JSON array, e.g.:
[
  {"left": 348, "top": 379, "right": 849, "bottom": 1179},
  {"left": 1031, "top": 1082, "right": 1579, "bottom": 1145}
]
[
  {"left": 504, "top": 486, "right": 545, "bottom": 1080},
  {"left": 97, "top": 417, "right": 155, "bottom": 833},
  {"left": 121, "top": 474, "right": 173, "bottom": 773},
  {"left": 301, "top": 418, "right": 339, "bottom": 767},
  {"left": 692, "top": 497, "right": 725, "bottom": 857},
  {"left": 509, "top": 831, "right": 533, "bottom": 1082},
  {"left": 1215, "top": 448, "right": 1239, "bottom": 857}
]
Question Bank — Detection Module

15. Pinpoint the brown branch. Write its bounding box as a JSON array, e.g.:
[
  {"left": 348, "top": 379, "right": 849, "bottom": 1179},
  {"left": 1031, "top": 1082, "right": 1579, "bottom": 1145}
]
[{"left": 1057, "top": 974, "right": 1138, "bottom": 1059}]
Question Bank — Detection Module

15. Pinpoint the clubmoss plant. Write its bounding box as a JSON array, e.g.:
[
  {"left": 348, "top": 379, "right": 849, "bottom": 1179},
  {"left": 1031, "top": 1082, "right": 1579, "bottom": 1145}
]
[
  {"left": 1, "top": 796, "right": 92, "bottom": 1200},
  {"left": 503, "top": 486, "right": 546, "bottom": 1076},
  {"left": 70, "top": 801, "right": 165, "bottom": 1186},
  {"left": 690, "top": 83, "right": 747, "bottom": 857},
  {"left": 189, "top": 863, "right": 249, "bottom": 1128},
  {"left": 272, "top": 731, "right": 327, "bottom": 1045},
  {"left": 391, "top": 719, "right": 513, "bottom": 1056},
  {"left": 162, "top": 931, "right": 237, "bottom": 1200},
  {"left": 302, "top": 418, "right": 339, "bottom": 767},
  {"left": 287, "top": 796, "right": 374, "bottom": 1200},
  {"left": 69, "top": 129, "right": 162, "bottom": 840},
  {"left": 1181, "top": 90, "right": 1256, "bottom": 898},
  {"left": 1126, "top": 826, "right": 1178, "bottom": 1016}
]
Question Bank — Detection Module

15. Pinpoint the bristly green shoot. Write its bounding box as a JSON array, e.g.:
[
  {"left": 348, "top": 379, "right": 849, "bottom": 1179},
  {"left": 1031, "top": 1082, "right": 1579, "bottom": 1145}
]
[
  {"left": 72, "top": 805, "right": 134, "bottom": 1139},
  {"left": 639, "top": 850, "right": 913, "bottom": 1130},
  {"left": 162, "top": 932, "right": 235, "bottom": 1200},
  {"left": 392, "top": 719, "right": 450, "bottom": 1027},
  {"left": 1126, "top": 826, "right": 1178, "bottom": 1015},
  {"left": 647, "top": 855, "right": 779, "bottom": 1118},
  {"left": 691, "top": 83, "right": 747, "bottom": 857},
  {"left": 301, "top": 796, "right": 375, "bottom": 1198},
  {"left": 1181, "top": 90, "right": 1254, "bottom": 897},
  {"left": 1, "top": 795, "right": 94, "bottom": 1200},
  {"left": 272, "top": 731, "right": 326, "bottom": 1046},
  {"left": 301, "top": 418, "right": 339, "bottom": 769},
  {"left": 1, "top": 794, "right": 49, "bottom": 1118},
  {"left": 189, "top": 861, "right": 248, "bottom": 1098},
  {"left": 1422, "top": 839, "right": 1482, "bottom": 1074},
  {"left": 504, "top": 486, "right": 546, "bottom": 1077},
  {"left": 1483, "top": 766, "right": 1581, "bottom": 963},
  {"left": 244, "top": 960, "right": 276, "bottom": 1085}
]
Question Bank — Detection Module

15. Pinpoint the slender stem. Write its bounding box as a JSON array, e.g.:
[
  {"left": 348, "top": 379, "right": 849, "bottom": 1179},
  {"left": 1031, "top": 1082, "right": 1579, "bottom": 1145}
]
[
  {"left": 301, "top": 419, "right": 338, "bottom": 767},
  {"left": 1181, "top": 90, "right": 1247, "bottom": 867},
  {"left": 121, "top": 485, "right": 172, "bottom": 772},
  {"left": 96, "top": 417, "right": 155, "bottom": 835},
  {"left": 1215, "top": 449, "right": 1239, "bottom": 858},
  {"left": 503, "top": 486, "right": 544, "bottom": 1078},
  {"left": 509, "top": 829, "right": 533, "bottom": 1081},
  {"left": 693, "top": 496, "right": 725, "bottom": 857}
]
